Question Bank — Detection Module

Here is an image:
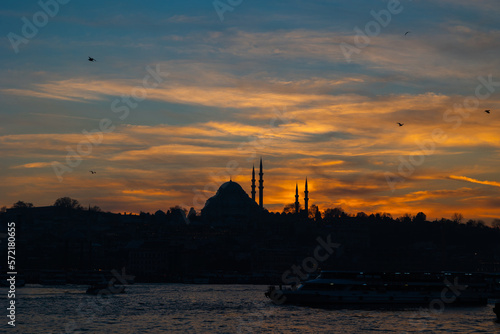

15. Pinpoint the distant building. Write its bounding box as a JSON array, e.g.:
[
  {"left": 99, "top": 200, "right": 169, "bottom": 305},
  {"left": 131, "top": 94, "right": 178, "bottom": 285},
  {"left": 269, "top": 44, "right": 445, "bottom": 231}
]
[
  {"left": 201, "top": 159, "right": 311, "bottom": 227},
  {"left": 304, "top": 178, "right": 309, "bottom": 216},
  {"left": 201, "top": 180, "right": 261, "bottom": 229},
  {"left": 295, "top": 178, "right": 310, "bottom": 217}
]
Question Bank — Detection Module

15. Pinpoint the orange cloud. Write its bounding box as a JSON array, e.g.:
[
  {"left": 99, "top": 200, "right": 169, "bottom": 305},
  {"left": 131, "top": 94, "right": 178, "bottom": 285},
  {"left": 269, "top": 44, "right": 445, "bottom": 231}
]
[
  {"left": 449, "top": 175, "right": 500, "bottom": 188},
  {"left": 12, "top": 162, "right": 54, "bottom": 169}
]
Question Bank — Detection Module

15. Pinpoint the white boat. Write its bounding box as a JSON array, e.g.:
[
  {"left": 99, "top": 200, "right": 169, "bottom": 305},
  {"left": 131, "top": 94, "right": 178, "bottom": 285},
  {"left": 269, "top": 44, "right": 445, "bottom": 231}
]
[{"left": 267, "top": 271, "right": 492, "bottom": 306}]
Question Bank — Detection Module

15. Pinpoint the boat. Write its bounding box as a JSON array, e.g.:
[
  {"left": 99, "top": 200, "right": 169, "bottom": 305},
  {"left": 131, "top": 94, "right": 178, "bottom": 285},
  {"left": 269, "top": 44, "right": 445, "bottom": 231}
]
[
  {"left": 86, "top": 282, "right": 126, "bottom": 295},
  {"left": 266, "top": 271, "right": 494, "bottom": 307}
]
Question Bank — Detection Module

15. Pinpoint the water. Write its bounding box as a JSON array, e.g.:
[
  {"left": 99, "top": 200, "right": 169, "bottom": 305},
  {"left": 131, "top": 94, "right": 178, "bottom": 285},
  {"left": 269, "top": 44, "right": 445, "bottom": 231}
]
[{"left": 1, "top": 284, "right": 499, "bottom": 333}]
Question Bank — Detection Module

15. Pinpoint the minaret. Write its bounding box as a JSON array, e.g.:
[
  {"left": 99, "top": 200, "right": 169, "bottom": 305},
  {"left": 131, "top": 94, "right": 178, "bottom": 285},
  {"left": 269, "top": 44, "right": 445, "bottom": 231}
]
[
  {"left": 304, "top": 178, "right": 309, "bottom": 217},
  {"left": 251, "top": 165, "right": 256, "bottom": 202},
  {"left": 294, "top": 183, "right": 300, "bottom": 214},
  {"left": 259, "top": 158, "right": 264, "bottom": 209}
]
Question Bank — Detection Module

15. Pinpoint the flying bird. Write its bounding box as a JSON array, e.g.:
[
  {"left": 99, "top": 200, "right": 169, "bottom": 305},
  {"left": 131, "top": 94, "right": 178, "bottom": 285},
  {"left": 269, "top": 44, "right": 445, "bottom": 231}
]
[
  {"left": 397, "top": 122, "right": 404, "bottom": 127},
  {"left": 404, "top": 31, "right": 411, "bottom": 36},
  {"left": 89, "top": 170, "right": 96, "bottom": 174},
  {"left": 88, "top": 57, "right": 96, "bottom": 62},
  {"left": 484, "top": 110, "right": 490, "bottom": 114}
]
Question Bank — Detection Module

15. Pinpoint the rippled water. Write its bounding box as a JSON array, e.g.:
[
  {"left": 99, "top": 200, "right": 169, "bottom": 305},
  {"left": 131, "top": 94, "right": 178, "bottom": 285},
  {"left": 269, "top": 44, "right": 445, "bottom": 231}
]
[{"left": 1, "top": 284, "right": 499, "bottom": 333}]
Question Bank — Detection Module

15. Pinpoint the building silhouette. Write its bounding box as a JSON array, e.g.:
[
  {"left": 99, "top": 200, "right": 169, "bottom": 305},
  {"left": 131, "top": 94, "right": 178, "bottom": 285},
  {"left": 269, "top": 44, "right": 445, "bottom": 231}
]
[
  {"left": 200, "top": 180, "right": 261, "bottom": 229},
  {"left": 304, "top": 178, "right": 309, "bottom": 217},
  {"left": 294, "top": 183, "right": 299, "bottom": 214},
  {"left": 258, "top": 158, "right": 264, "bottom": 209},
  {"left": 251, "top": 165, "right": 256, "bottom": 202},
  {"left": 201, "top": 159, "right": 311, "bottom": 227}
]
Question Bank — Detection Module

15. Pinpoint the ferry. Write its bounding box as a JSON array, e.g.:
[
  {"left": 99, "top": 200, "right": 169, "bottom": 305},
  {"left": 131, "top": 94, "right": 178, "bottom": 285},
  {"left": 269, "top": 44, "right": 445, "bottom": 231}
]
[{"left": 266, "top": 271, "right": 498, "bottom": 306}]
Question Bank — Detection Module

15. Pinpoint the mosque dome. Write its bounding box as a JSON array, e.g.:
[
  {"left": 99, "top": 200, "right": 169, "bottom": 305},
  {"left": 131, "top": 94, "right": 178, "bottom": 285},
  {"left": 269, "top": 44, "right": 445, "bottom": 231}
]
[
  {"left": 201, "top": 180, "right": 260, "bottom": 228},
  {"left": 213, "top": 180, "right": 248, "bottom": 201}
]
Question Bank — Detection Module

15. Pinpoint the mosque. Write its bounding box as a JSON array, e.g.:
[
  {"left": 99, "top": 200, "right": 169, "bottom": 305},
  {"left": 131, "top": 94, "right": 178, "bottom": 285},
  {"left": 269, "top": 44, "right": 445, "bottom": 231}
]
[{"left": 201, "top": 159, "right": 310, "bottom": 228}]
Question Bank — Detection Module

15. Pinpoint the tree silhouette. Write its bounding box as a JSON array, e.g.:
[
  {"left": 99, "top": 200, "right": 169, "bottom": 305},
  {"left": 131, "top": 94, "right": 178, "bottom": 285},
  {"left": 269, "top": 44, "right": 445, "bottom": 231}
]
[
  {"left": 12, "top": 201, "right": 33, "bottom": 209},
  {"left": 308, "top": 204, "right": 320, "bottom": 219},
  {"left": 53, "top": 197, "right": 82, "bottom": 210},
  {"left": 492, "top": 219, "right": 500, "bottom": 229},
  {"left": 155, "top": 210, "right": 166, "bottom": 216},
  {"left": 168, "top": 206, "right": 188, "bottom": 224},
  {"left": 187, "top": 207, "right": 197, "bottom": 220},
  {"left": 413, "top": 212, "right": 427, "bottom": 223},
  {"left": 169, "top": 206, "right": 187, "bottom": 215},
  {"left": 356, "top": 212, "right": 368, "bottom": 219},
  {"left": 324, "top": 207, "right": 346, "bottom": 222},
  {"left": 282, "top": 203, "right": 299, "bottom": 214},
  {"left": 399, "top": 213, "right": 412, "bottom": 223},
  {"left": 452, "top": 212, "right": 464, "bottom": 224},
  {"left": 89, "top": 205, "right": 101, "bottom": 212}
]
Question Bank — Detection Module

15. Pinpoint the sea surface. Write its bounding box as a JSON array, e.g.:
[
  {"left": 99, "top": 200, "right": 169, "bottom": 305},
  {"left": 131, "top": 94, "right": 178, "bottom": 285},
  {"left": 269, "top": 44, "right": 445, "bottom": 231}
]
[{"left": 1, "top": 284, "right": 499, "bottom": 333}]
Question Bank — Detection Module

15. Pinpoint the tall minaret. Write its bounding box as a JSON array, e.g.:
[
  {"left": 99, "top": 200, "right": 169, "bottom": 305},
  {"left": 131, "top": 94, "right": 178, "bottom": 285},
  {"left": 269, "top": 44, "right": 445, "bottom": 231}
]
[
  {"left": 304, "top": 178, "right": 309, "bottom": 217},
  {"left": 251, "top": 165, "right": 256, "bottom": 202},
  {"left": 294, "top": 183, "right": 300, "bottom": 214},
  {"left": 259, "top": 158, "right": 264, "bottom": 209}
]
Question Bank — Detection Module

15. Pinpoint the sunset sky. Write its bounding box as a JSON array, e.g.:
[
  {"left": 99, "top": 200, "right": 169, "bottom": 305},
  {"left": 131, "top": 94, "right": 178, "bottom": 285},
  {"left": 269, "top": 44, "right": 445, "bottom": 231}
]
[{"left": 1, "top": 0, "right": 500, "bottom": 222}]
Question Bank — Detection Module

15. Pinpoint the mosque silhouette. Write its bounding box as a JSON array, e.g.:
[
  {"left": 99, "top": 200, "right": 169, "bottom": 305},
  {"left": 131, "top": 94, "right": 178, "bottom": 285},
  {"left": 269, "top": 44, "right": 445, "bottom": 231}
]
[{"left": 201, "top": 159, "right": 309, "bottom": 228}]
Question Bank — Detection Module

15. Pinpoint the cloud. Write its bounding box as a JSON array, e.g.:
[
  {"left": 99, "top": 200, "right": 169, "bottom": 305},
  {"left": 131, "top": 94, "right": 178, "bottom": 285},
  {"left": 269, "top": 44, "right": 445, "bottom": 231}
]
[
  {"left": 448, "top": 175, "right": 500, "bottom": 188},
  {"left": 12, "top": 162, "right": 54, "bottom": 169},
  {"left": 2, "top": 2, "right": 500, "bottom": 221},
  {"left": 435, "top": 0, "right": 500, "bottom": 14}
]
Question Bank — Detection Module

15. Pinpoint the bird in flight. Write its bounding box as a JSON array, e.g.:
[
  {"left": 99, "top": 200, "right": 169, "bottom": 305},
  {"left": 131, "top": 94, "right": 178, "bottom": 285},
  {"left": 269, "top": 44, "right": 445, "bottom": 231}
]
[
  {"left": 397, "top": 122, "right": 404, "bottom": 126},
  {"left": 484, "top": 110, "right": 490, "bottom": 114},
  {"left": 88, "top": 57, "right": 97, "bottom": 62},
  {"left": 89, "top": 170, "right": 96, "bottom": 174},
  {"left": 404, "top": 31, "right": 411, "bottom": 36}
]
